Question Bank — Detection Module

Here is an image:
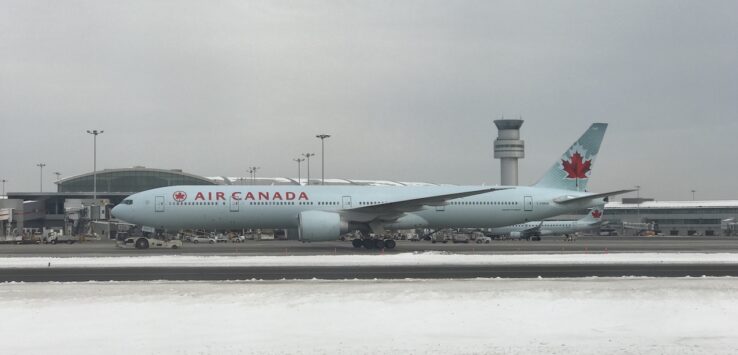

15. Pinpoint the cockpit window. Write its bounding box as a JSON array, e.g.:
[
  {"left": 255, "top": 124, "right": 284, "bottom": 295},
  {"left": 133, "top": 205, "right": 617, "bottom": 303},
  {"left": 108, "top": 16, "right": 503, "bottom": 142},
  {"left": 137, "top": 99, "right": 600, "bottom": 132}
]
[{"left": 122, "top": 199, "right": 133, "bottom": 205}]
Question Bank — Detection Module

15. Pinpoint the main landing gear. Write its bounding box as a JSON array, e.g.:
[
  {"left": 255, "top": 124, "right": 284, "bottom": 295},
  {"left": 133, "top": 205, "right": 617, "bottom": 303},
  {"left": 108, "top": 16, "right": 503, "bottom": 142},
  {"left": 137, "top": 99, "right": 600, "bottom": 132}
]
[{"left": 352, "top": 238, "right": 396, "bottom": 250}]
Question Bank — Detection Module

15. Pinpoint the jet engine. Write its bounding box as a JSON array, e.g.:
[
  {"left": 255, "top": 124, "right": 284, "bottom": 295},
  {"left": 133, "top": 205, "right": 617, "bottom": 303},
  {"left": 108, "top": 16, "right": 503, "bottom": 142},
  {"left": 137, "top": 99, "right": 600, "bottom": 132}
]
[
  {"left": 298, "top": 211, "right": 349, "bottom": 242},
  {"left": 509, "top": 231, "right": 522, "bottom": 239}
]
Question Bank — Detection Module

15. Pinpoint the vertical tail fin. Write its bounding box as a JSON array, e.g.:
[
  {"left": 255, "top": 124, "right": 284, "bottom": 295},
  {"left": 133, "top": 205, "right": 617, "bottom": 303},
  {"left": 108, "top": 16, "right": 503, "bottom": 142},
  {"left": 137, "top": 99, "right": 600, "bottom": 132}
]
[
  {"left": 580, "top": 205, "right": 605, "bottom": 223},
  {"left": 534, "top": 123, "right": 608, "bottom": 191}
]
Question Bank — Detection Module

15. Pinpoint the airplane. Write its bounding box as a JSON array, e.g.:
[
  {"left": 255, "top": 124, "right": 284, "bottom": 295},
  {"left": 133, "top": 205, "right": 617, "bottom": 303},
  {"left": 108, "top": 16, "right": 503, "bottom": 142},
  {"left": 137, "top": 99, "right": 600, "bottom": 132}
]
[
  {"left": 488, "top": 206, "right": 606, "bottom": 241},
  {"left": 112, "top": 123, "right": 632, "bottom": 249}
]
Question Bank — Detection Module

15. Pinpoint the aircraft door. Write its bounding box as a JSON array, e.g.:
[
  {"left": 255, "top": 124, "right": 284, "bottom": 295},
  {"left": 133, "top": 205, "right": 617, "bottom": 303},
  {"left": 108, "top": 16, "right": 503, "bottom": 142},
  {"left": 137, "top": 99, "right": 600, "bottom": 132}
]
[
  {"left": 524, "top": 196, "right": 533, "bottom": 211},
  {"left": 230, "top": 195, "right": 239, "bottom": 212},
  {"left": 342, "top": 196, "right": 352, "bottom": 209},
  {"left": 155, "top": 196, "right": 165, "bottom": 212}
]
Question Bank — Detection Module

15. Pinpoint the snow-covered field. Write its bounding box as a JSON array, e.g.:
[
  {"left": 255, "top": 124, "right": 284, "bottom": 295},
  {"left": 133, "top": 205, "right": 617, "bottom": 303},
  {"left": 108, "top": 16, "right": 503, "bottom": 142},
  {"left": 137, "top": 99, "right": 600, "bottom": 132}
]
[
  {"left": 2, "top": 252, "right": 738, "bottom": 268},
  {"left": 1, "top": 278, "right": 737, "bottom": 355}
]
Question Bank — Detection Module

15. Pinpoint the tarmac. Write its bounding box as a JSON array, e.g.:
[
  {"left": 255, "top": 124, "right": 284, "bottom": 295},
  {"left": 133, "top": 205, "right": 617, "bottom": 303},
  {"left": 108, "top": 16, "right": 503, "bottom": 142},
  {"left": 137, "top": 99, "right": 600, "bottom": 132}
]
[
  {"left": 2, "top": 237, "right": 737, "bottom": 281},
  {"left": 1, "top": 236, "right": 737, "bottom": 257}
]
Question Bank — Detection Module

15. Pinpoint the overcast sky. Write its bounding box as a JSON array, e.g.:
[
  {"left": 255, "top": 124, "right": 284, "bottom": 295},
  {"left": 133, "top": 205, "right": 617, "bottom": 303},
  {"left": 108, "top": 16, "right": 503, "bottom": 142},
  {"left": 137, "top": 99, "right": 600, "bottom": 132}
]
[{"left": 1, "top": 0, "right": 737, "bottom": 200}]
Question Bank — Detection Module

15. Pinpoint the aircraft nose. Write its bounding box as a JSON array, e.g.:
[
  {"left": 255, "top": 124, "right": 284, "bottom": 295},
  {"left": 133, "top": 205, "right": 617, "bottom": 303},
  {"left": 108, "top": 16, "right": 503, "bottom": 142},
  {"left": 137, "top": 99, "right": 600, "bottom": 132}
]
[
  {"left": 111, "top": 204, "right": 121, "bottom": 219},
  {"left": 113, "top": 196, "right": 136, "bottom": 222},
  {"left": 112, "top": 203, "right": 131, "bottom": 221}
]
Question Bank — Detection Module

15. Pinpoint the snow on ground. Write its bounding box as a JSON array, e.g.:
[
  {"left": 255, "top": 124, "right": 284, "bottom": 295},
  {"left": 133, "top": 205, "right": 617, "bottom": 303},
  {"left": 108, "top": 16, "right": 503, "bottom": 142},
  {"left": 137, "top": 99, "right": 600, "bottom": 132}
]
[
  {"left": 1, "top": 278, "right": 737, "bottom": 355},
  {"left": 1, "top": 252, "right": 738, "bottom": 268}
]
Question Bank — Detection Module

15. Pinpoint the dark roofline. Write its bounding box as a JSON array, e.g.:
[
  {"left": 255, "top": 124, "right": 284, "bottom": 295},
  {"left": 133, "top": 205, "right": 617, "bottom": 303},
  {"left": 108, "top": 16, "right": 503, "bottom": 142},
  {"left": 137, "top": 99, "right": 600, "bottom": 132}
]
[{"left": 55, "top": 167, "right": 216, "bottom": 185}]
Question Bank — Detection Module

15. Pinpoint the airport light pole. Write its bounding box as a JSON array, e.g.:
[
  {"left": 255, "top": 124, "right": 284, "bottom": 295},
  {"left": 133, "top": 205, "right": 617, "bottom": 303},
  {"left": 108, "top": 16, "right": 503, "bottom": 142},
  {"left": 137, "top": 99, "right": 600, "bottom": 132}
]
[
  {"left": 691, "top": 189, "right": 696, "bottom": 201},
  {"left": 1, "top": 179, "right": 6, "bottom": 196},
  {"left": 293, "top": 158, "right": 305, "bottom": 185},
  {"left": 248, "top": 166, "right": 260, "bottom": 185},
  {"left": 86, "top": 130, "right": 104, "bottom": 201},
  {"left": 315, "top": 134, "right": 330, "bottom": 185},
  {"left": 37, "top": 163, "right": 46, "bottom": 192},
  {"left": 635, "top": 185, "right": 641, "bottom": 225},
  {"left": 302, "top": 153, "right": 315, "bottom": 185}
]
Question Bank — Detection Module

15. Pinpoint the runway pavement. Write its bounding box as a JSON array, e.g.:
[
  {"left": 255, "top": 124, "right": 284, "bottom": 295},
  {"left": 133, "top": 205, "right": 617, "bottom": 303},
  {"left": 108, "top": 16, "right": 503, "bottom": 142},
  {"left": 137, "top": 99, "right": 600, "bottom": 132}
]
[
  {"left": 2, "top": 237, "right": 737, "bottom": 281},
  {"left": 1, "top": 236, "right": 737, "bottom": 257},
  {"left": 3, "top": 264, "right": 738, "bottom": 282}
]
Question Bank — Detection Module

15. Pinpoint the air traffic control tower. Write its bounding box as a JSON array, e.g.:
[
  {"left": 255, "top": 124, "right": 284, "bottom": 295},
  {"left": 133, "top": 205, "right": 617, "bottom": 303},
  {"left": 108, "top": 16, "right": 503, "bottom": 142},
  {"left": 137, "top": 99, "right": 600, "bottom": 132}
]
[{"left": 494, "top": 119, "right": 525, "bottom": 186}]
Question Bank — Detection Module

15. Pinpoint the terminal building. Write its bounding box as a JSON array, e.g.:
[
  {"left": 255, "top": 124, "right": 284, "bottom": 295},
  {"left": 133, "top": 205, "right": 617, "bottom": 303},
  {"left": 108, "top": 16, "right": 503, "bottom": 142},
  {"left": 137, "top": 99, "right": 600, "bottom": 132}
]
[
  {"left": 1, "top": 167, "right": 219, "bottom": 237},
  {"left": 603, "top": 200, "right": 738, "bottom": 236},
  {"left": 2, "top": 166, "right": 737, "bottom": 237}
]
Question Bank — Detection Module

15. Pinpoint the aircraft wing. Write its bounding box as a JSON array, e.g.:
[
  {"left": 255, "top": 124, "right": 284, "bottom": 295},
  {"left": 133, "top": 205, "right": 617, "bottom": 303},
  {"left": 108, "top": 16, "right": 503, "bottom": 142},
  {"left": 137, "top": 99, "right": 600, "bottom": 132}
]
[
  {"left": 347, "top": 187, "right": 511, "bottom": 215},
  {"left": 520, "top": 221, "right": 544, "bottom": 237}
]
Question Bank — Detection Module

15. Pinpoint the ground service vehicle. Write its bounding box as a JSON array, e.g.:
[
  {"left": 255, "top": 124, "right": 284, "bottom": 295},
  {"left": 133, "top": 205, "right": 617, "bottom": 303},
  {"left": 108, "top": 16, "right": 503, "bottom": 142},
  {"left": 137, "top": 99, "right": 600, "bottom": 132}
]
[
  {"left": 191, "top": 236, "right": 216, "bottom": 244},
  {"left": 476, "top": 236, "right": 492, "bottom": 244},
  {"left": 118, "top": 237, "right": 182, "bottom": 249}
]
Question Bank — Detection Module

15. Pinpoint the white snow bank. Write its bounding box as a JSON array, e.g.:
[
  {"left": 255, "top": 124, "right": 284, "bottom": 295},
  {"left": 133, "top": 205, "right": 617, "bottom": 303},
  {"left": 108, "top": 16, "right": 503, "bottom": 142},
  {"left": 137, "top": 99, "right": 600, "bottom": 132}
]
[
  {"left": 0, "top": 278, "right": 736, "bottom": 355},
  {"left": 2, "top": 252, "right": 738, "bottom": 268}
]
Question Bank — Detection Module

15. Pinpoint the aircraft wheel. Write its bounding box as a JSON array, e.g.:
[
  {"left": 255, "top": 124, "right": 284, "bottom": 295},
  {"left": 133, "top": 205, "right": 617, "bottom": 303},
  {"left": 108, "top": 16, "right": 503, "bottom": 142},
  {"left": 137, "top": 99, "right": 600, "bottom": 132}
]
[
  {"left": 384, "top": 239, "right": 396, "bottom": 249},
  {"left": 193, "top": 240, "right": 199, "bottom": 244},
  {"left": 135, "top": 238, "right": 149, "bottom": 250},
  {"left": 374, "top": 239, "right": 386, "bottom": 249},
  {"left": 363, "top": 239, "right": 374, "bottom": 249},
  {"left": 352, "top": 239, "right": 363, "bottom": 248},
  {"left": 51, "top": 240, "right": 57, "bottom": 245}
]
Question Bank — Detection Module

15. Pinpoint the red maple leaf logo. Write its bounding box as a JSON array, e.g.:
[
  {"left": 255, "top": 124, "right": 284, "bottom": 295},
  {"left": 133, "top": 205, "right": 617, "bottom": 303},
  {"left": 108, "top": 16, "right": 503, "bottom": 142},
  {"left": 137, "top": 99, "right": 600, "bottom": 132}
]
[
  {"left": 562, "top": 152, "right": 592, "bottom": 179},
  {"left": 173, "top": 191, "right": 187, "bottom": 202},
  {"left": 591, "top": 209, "right": 602, "bottom": 218}
]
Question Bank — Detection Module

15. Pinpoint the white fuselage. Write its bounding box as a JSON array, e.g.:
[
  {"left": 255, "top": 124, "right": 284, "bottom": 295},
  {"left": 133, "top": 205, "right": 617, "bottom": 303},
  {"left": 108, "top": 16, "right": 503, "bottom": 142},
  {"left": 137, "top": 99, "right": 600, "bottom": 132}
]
[
  {"left": 490, "top": 219, "right": 599, "bottom": 236},
  {"left": 112, "top": 185, "right": 605, "bottom": 232}
]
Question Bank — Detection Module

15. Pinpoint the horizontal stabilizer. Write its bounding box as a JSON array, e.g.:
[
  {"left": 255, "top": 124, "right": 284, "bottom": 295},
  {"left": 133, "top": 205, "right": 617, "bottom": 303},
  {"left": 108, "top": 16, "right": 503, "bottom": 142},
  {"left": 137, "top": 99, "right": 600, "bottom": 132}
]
[{"left": 553, "top": 189, "right": 635, "bottom": 205}]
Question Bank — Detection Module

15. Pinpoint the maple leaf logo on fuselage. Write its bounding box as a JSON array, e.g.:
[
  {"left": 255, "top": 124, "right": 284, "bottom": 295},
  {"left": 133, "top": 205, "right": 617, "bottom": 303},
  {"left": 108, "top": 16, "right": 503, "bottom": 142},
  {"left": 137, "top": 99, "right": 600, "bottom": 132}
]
[
  {"left": 173, "top": 191, "right": 187, "bottom": 202},
  {"left": 561, "top": 151, "right": 592, "bottom": 180},
  {"left": 591, "top": 209, "right": 602, "bottom": 219}
]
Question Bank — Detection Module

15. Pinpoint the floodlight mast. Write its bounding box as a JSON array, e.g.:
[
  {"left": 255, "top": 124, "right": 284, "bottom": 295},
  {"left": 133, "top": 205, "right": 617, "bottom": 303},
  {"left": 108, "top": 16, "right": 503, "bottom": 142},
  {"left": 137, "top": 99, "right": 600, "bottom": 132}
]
[
  {"left": 248, "top": 166, "right": 260, "bottom": 185},
  {"left": 36, "top": 163, "right": 46, "bottom": 192},
  {"left": 86, "top": 130, "right": 104, "bottom": 201},
  {"left": 293, "top": 158, "right": 305, "bottom": 185},
  {"left": 315, "top": 134, "right": 331, "bottom": 185},
  {"left": 302, "top": 153, "right": 315, "bottom": 185}
]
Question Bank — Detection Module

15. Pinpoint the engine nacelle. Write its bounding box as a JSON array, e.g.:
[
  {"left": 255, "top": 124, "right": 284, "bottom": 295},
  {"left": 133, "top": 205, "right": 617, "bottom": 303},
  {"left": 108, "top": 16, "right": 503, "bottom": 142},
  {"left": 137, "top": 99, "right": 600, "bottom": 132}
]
[
  {"left": 298, "top": 211, "right": 348, "bottom": 242},
  {"left": 509, "top": 231, "right": 522, "bottom": 239}
]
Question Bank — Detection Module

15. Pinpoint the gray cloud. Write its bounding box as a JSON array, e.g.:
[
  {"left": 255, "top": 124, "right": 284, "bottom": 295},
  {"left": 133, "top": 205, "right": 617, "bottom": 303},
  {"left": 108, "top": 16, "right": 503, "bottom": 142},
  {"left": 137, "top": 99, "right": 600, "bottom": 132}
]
[{"left": 1, "top": 0, "right": 736, "bottom": 200}]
